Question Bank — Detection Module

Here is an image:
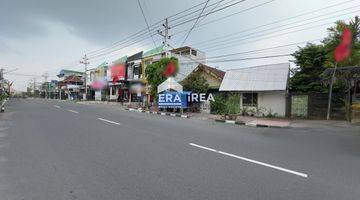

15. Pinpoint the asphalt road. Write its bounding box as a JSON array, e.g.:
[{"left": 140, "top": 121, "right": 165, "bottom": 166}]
[{"left": 0, "top": 98, "right": 360, "bottom": 200}]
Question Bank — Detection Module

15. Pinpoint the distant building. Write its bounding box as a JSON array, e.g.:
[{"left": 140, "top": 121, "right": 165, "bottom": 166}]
[
  {"left": 57, "top": 69, "right": 84, "bottom": 100},
  {"left": 90, "top": 62, "right": 108, "bottom": 101},
  {"left": 171, "top": 46, "right": 206, "bottom": 82},
  {"left": 219, "top": 63, "right": 290, "bottom": 117}
]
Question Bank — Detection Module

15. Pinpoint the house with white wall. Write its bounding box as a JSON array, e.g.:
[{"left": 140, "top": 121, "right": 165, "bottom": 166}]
[{"left": 219, "top": 63, "right": 290, "bottom": 117}]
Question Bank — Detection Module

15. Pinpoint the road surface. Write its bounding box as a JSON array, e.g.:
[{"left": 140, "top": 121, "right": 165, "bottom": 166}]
[{"left": 0, "top": 98, "right": 360, "bottom": 199}]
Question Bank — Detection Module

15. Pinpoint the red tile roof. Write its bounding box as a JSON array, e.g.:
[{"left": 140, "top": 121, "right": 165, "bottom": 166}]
[{"left": 198, "top": 64, "right": 225, "bottom": 79}]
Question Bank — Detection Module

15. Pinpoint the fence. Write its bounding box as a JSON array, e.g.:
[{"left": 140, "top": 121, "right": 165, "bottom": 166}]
[{"left": 289, "top": 92, "right": 346, "bottom": 120}]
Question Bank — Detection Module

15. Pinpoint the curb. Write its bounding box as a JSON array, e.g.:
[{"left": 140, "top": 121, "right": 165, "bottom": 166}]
[
  {"left": 124, "top": 108, "right": 190, "bottom": 119},
  {"left": 213, "top": 119, "right": 287, "bottom": 128}
]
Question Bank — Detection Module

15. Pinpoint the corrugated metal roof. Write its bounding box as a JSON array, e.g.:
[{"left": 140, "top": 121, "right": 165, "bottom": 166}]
[
  {"left": 219, "top": 63, "right": 289, "bottom": 91},
  {"left": 127, "top": 51, "right": 143, "bottom": 61},
  {"left": 113, "top": 56, "right": 127, "bottom": 64},
  {"left": 143, "top": 45, "right": 164, "bottom": 58}
]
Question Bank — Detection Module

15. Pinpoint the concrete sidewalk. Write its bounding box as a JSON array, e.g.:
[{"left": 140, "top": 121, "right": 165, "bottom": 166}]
[
  {"left": 191, "top": 113, "right": 291, "bottom": 128},
  {"left": 77, "top": 100, "right": 357, "bottom": 129}
]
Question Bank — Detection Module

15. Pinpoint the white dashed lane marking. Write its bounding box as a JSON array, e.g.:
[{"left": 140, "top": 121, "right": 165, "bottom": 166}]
[
  {"left": 98, "top": 118, "right": 121, "bottom": 125},
  {"left": 189, "top": 143, "right": 308, "bottom": 178},
  {"left": 68, "top": 110, "right": 79, "bottom": 114}
]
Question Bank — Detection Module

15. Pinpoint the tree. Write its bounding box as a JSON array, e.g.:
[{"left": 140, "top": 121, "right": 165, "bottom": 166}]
[
  {"left": 322, "top": 16, "right": 360, "bottom": 120},
  {"left": 181, "top": 72, "right": 209, "bottom": 93},
  {"left": 145, "top": 57, "right": 179, "bottom": 99},
  {"left": 290, "top": 16, "right": 360, "bottom": 93},
  {"left": 290, "top": 43, "right": 328, "bottom": 92},
  {"left": 323, "top": 16, "right": 360, "bottom": 67}
]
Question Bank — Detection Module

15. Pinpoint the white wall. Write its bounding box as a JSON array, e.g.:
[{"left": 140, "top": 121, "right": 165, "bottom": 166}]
[
  {"left": 95, "top": 90, "right": 102, "bottom": 101},
  {"left": 240, "top": 91, "right": 286, "bottom": 117},
  {"left": 109, "top": 87, "right": 118, "bottom": 101},
  {"left": 258, "top": 91, "right": 286, "bottom": 117}
]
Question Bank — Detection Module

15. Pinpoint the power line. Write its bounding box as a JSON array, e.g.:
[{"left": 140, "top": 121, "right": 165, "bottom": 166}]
[
  {"left": 195, "top": 38, "right": 322, "bottom": 61},
  {"left": 6, "top": 73, "right": 57, "bottom": 78},
  {"left": 179, "top": 54, "right": 292, "bottom": 64},
  {"left": 137, "top": 0, "right": 157, "bottom": 48},
  {"left": 172, "top": 0, "right": 247, "bottom": 28},
  {"left": 181, "top": 0, "right": 211, "bottom": 46},
  {"left": 188, "top": 0, "right": 276, "bottom": 34},
  {"left": 85, "top": 0, "right": 225, "bottom": 57},
  {"left": 87, "top": 0, "right": 245, "bottom": 59},
  {"left": 203, "top": 16, "right": 356, "bottom": 52},
  {"left": 171, "top": 0, "right": 276, "bottom": 45},
  {"left": 198, "top": 5, "right": 360, "bottom": 49},
  {"left": 172, "top": 0, "right": 274, "bottom": 45},
  {"left": 169, "top": 0, "right": 236, "bottom": 24},
  {"left": 87, "top": 0, "right": 247, "bottom": 59}
]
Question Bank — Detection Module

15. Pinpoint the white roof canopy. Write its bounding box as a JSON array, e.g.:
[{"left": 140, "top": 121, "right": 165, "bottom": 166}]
[
  {"left": 219, "top": 63, "right": 290, "bottom": 92},
  {"left": 157, "top": 77, "right": 183, "bottom": 93}
]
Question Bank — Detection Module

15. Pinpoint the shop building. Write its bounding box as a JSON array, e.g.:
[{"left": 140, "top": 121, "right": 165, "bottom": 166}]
[
  {"left": 90, "top": 62, "right": 109, "bottom": 101},
  {"left": 57, "top": 69, "right": 84, "bottom": 100}
]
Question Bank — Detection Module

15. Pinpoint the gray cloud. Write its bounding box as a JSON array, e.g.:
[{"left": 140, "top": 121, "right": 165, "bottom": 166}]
[{"left": 0, "top": 0, "right": 156, "bottom": 44}]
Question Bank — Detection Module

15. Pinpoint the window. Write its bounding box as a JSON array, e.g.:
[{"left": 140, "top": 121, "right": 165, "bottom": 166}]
[
  {"left": 242, "top": 93, "right": 258, "bottom": 107},
  {"left": 191, "top": 49, "right": 197, "bottom": 56},
  {"left": 111, "top": 88, "right": 116, "bottom": 95},
  {"left": 133, "top": 64, "right": 140, "bottom": 76}
]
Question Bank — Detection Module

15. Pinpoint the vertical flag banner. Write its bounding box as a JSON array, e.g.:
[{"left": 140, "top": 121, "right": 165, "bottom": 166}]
[{"left": 334, "top": 28, "right": 352, "bottom": 62}]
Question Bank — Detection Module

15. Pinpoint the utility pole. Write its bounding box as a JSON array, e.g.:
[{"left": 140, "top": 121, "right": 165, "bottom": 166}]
[
  {"left": 43, "top": 72, "right": 49, "bottom": 98},
  {"left": 0, "top": 68, "right": 4, "bottom": 95},
  {"left": 326, "top": 63, "right": 338, "bottom": 120},
  {"left": 157, "top": 18, "right": 171, "bottom": 57},
  {"left": 33, "top": 78, "right": 36, "bottom": 97},
  {"left": 80, "top": 54, "right": 90, "bottom": 100}
]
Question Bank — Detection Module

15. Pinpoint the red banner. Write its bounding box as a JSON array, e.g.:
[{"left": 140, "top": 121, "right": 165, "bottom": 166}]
[
  {"left": 111, "top": 64, "right": 125, "bottom": 83},
  {"left": 163, "top": 62, "right": 177, "bottom": 77},
  {"left": 334, "top": 28, "right": 352, "bottom": 62}
]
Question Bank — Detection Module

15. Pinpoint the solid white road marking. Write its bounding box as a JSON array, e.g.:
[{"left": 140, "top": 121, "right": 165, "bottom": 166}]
[
  {"left": 189, "top": 143, "right": 308, "bottom": 178},
  {"left": 98, "top": 118, "right": 121, "bottom": 125},
  {"left": 54, "top": 105, "right": 61, "bottom": 108},
  {"left": 68, "top": 109, "right": 79, "bottom": 114}
]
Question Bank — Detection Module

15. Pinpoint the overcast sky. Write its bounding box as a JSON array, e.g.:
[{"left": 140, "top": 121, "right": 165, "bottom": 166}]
[{"left": 1, "top": 0, "right": 359, "bottom": 91}]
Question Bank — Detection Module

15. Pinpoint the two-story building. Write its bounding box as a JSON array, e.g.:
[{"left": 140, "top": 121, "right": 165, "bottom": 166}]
[
  {"left": 127, "top": 51, "right": 146, "bottom": 104},
  {"left": 57, "top": 69, "right": 84, "bottom": 100},
  {"left": 90, "top": 62, "right": 109, "bottom": 101},
  {"left": 108, "top": 56, "right": 127, "bottom": 102}
]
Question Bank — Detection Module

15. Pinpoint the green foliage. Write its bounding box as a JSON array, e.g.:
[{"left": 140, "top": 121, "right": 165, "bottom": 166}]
[
  {"left": 145, "top": 57, "right": 179, "bottom": 98},
  {"left": 225, "top": 93, "right": 240, "bottom": 115},
  {"left": 210, "top": 94, "right": 226, "bottom": 114},
  {"left": 182, "top": 72, "right": 209, "bottom": 93},
  {"left": 290, "top": 16, "right": 360, "bottom": 93},
  {"left": 211, "top": 93, "right": 240, "bottom": 115},
  {"left": 323, "top": 16, "right": 360, "bottom": 67},
  {"left": 290, "top": 43, "right": 327, "bottom": 92},
  {"left": 0, "top": 93, "right": 8, "bottom": 102}
]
